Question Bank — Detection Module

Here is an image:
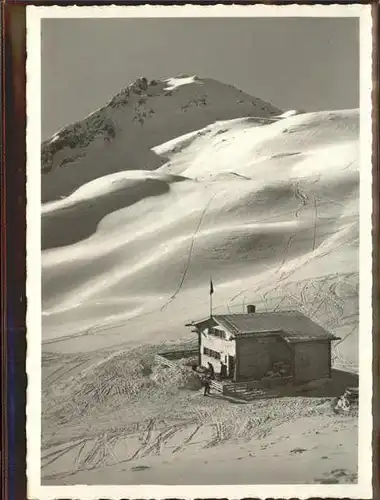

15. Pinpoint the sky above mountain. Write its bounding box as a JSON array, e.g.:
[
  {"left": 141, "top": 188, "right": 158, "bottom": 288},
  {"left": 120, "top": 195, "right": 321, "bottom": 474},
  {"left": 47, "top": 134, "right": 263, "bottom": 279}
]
[{"left": 41, "top": 17, "right": 359, "bottom": 139}]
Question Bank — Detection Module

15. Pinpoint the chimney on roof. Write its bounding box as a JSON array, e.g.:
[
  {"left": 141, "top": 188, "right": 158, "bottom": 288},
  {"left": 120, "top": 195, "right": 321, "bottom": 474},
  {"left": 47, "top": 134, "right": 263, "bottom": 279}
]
[{"left": 247, "top": 304, "right": 256, "bottom": 314}]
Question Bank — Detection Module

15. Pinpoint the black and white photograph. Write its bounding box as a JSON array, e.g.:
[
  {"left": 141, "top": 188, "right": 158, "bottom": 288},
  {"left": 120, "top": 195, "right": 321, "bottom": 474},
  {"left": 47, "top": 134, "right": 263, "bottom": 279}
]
[{"left": 26, "top": 5, "right": 373, "bottom": 498}]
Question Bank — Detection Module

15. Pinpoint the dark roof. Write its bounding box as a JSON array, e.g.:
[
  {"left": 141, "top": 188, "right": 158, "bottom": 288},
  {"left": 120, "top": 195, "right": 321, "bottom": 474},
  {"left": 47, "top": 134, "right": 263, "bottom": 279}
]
[{"left": 193, "top": 311, "right": 339, "bottom": 341}]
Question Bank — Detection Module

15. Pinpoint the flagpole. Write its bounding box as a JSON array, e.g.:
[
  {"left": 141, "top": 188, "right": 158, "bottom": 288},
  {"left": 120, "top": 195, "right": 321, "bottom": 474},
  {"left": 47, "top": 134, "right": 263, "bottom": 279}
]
[{"left": 210, "top": 277, "right": 213, "bottom": 318}]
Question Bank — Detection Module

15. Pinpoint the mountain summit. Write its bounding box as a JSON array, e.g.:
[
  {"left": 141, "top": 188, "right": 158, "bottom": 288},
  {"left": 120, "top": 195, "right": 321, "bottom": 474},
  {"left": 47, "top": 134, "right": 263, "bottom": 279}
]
[{"left": 41, "top": 76, "right": 281, "bottom": 202}]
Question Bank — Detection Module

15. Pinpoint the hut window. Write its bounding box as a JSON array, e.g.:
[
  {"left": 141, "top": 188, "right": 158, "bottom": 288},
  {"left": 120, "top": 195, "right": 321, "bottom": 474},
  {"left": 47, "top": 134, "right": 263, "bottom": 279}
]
[
  {"left": 203, "top": 347, "right": 221, "bottom": 359},
  {"left": 209, "top": 327, "right": 226, "bottom": 339}
]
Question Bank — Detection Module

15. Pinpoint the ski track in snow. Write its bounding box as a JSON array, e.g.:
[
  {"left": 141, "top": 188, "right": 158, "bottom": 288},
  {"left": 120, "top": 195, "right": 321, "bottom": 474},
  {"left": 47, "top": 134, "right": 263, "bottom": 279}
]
[
  {"left": 40, "top": 87, "right": 360, "bottom": 485},
  {"left": 41, "top": 94, "right": 359, "bottom": 364}
]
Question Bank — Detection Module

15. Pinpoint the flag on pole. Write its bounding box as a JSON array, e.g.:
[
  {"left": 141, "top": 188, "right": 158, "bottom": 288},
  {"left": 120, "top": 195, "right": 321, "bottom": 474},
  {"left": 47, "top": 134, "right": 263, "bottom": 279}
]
[{"left": 209, "top": 278, "right": 214, "bottom": 318}]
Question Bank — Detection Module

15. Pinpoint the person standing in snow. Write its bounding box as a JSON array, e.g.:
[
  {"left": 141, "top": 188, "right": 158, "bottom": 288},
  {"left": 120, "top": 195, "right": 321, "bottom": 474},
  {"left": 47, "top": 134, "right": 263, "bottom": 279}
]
[
  {"left": 220, "top": 361, "right": 227, "bottom": 380},
  {"left": 203, "top": 376, "right": 211, "bottom": 396},
  {"left": 207, "top": 362, "right": 215, "bottom": 380}
]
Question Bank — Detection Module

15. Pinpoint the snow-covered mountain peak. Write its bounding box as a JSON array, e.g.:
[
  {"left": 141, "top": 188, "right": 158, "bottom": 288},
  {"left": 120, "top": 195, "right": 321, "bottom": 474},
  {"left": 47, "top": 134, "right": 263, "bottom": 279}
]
[{"left": 41, "top": 76, "right": 282, "bottom": 202}]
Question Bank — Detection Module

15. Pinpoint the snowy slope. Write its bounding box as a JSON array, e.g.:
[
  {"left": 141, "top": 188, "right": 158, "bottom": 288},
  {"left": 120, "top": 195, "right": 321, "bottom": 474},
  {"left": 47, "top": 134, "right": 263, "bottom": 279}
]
[
  {"left": 155, "top": 109, "right": 358, "bottom": 181},
  {"left": 40, "top": 80, "right": 361, "bottom": 488},
  {"left": 41, "top": 76, "right": 281, "bottom": 202},
  {"left": 41, "top": 94, "right": 359, "bottom": 371}
]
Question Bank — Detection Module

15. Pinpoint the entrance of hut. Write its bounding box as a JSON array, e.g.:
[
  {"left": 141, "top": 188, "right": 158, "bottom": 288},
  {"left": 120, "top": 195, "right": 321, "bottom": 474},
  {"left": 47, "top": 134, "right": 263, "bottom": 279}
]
[{"left": 228, "top": 355, "right": 235, "bottom": 379}]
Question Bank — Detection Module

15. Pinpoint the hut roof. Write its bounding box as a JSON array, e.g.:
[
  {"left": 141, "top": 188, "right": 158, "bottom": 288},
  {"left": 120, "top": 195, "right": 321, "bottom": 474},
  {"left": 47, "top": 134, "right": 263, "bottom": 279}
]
[{"left": 192, "top": 311, "right": 339, "bottom": 341}]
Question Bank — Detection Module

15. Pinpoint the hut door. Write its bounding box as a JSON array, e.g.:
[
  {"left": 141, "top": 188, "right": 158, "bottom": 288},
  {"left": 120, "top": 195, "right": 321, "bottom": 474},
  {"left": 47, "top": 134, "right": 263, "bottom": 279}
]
[{"left": 228, "top": 355, "right": 235, "bottom": 379}]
